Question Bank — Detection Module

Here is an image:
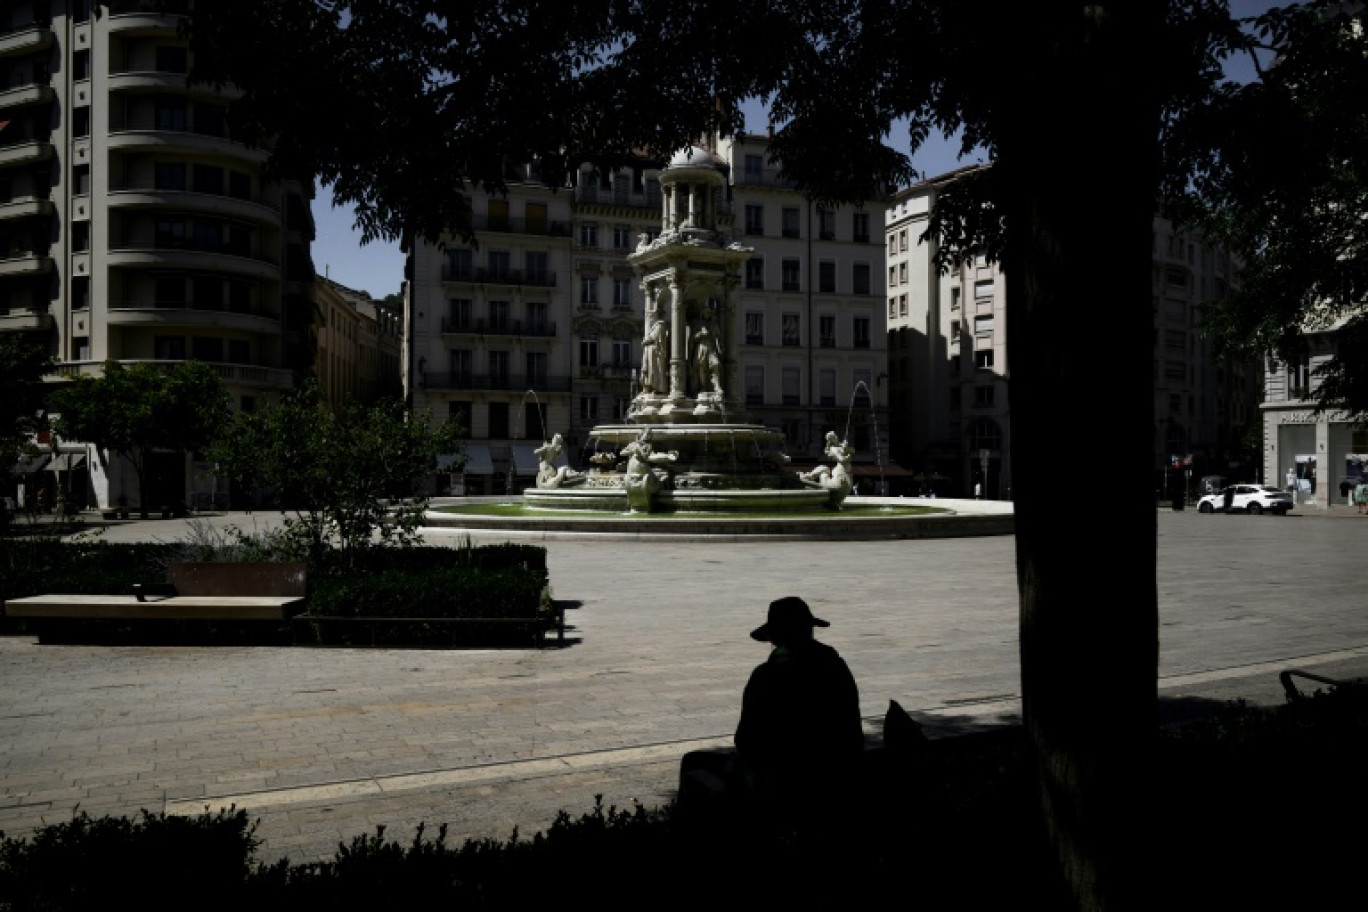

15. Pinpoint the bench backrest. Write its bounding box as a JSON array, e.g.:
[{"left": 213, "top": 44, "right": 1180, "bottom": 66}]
[{"left": 166, "top": 562, "right": 308, "bottom": 598}]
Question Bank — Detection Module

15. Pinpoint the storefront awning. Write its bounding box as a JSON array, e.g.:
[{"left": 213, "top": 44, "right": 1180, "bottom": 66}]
[
  {"left": 435, "top": 451, "right": 463, "bottom": 471},
  {"left": 461, "top": 444, "right": 493, "bottom": 475},
  {"left": 511, "top": 444, "right": 540, "bottom": 475}
]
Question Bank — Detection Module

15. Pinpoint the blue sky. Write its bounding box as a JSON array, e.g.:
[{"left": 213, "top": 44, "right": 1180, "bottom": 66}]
[{"left": 311, "top": 0, "right": 1277, "bottom": 299}]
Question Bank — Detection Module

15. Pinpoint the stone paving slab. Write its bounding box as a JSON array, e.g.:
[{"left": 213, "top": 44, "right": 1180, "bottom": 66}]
[{"left": 1, "top": 509, "right": 1366, "bottom": 863}]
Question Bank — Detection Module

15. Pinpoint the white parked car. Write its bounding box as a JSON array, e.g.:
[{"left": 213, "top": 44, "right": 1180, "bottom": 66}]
[{"left": 1197, "top": 484, "right": 1293, "bottom": 515}]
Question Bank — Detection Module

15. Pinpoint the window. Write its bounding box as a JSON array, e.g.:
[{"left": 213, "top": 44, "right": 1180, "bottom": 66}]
[
  {"left": 73, "top": 164, "right": 91, "bottom": 195},
  {"left": 745, "top": 311, "right": 764, "bottom": 346},
  {"left": 613, "top": 277, "right": 632, "bottom": 307},
  {"left": 228, "top": 282, "right": 250, "bottom": 312},
  {"left": 154, "top": 335, "right": 186, "bottom": 360},
  {"left": 156, "top": 46, "right": 188, "bottom": 73},
  {"left": 853, "top": 369, "right": 873, "bottom": 407},
  {"left": 450, "top": 349, "right": 473, "bottom": 382},
  {"left": 524, "top": 401, "right": 544, "bottom": 439},
  {"left": 745, "top": 204, "right": 764, "bottom": 235},
  {"left": 1166, "top": 267, "right": 1187, "bottom": 287},
  {"left": 580, "top": 275, "right": 599, "bottom": 304},
  {"left": 974, "top": 385, "right": 995, "bottom": 407},
  {"left": 228, "top": 340, "right": 250, "bottom": 364},
  {"left": 580, "top": 336, "right": 599, "bottom": 369},
  {"left": 744, "top": 154, "right": 763, "bottom": 180},
  {"left": 745, "top": 257, "right": 764, "bottom": 290},
  {"left": 526, "top": 351, "right": 548, "bottom": 387},
  {"left": 898, "top": 262, "right": 907, "bottom": 285},
  {"left": 974, "top": 315, "right": 995, "bottom": 335},
  {"left": 782, "top": 207, "right": 800, "bottom": 238},
  {"left": 193, "top": 276, "right": 223, "bottom": 310},
  {"left": 488, "top": 402, "right": 510, "bottom": 438},
  {"left": 888, "top": 235, "right": 897, "bottom": 255},
  {"left": 73, "top": 50, "right": 90, "bottom": 80},
  {"left": 818, "top": 261, "right": 836, "bottom": 294},
  {"left": 525, "top": 202, "right": 547, "bottom": 234},
  {"left": 745, "top": 366, "right": 765, "bottom": 405},
  {"left": 889, "top": 297, "right": 898, "bottom": 319},
  {"left": 613, "top": 174, "right": 630, "bottom": 204},
  {"left": 819, "top": 369, "right": 836, "bottom": 406},
  {"left": 487, "top": 250, "right": 510, "bottom": 280},
  {"left": 612, "top": 337, "right": 631, "bottom": 367},
  {"left": 487, "top": 199, "right": 509, "bottom": 231},
  {"left": 818, "top": 208, "right": 835, "bottom": 240},
  {"left": 526, "top": 300, "right": 548, "bottom": 334},
  {"left": 613, "top": 225, "right": 632, "bottom": 250},
  {"left": 152, "top": 161, "right": 185, "bottom": 191},
  {"left": 447, "top": 248, "right": 472, "bottom": 279},
  {"left": 782, "top": 258, "right": 800, "bottom": 292},
  {"left": 899, "top": 230, "right": 907, "bottom": 252},
  {"left": 852, "top": 212, "right": 870, "bottom": 243},
  {"left": 488, "top": 300, "right": 509, "bottom": 331},
  {"left": 155, "top": 276, "right": 182, "bottom": 306},
  {"left": 889, "top": 265, "right": 897, "bottom": 286},
  {"left": 899, "top": 295, "right": 908, "bottom": 317},
  {"left": 155, "top": 99, "right": 187, "bottom": 132},
  {"left": 646, "top": 178, "right": 661, "bottom": 207},
  {"left": 488, "top": 350, "right": 510, "bottom": 386},
  {"left": 975, "top": 349, "right": 995, "bottom": 370},
  {"left": 71, "top": 221, "right": 89, "bottom": 252},
  {"left": 72, "top": 107, "right": 90, "bottom": 138},
  {"left": 820, "top": 315, "right": 836, "bottom": 348},
  {"left": 451, "top": 399, "right": 473, "bottom": 432},
  {"left": 852, "top": 263, "right": 870, "bottom": 295},
  {"left": 782, "top": 313, "right": 800, "bottom": 347},
  {"left": 579, "top": 222, "right": 598, "bottom": 247},
  {"left": 853, "top": 316, "right": 871, "bottom": 349},
  {"left": 192, "top": 163, "right": 224, "bottom": 194},
  {"left": 525, "top": 251, "right": 549, "bottom": 284},
  {"left": 1165, "top": 329, "right": 1185, "bottom": 353},
  {"left": 974, "top": 279, "right": 994, "bottom": 298},
  {"left": 951, "top": 287, "right": 961, "bottom": 310},
  {"left": 782, "top": 366, "right": 801, "bottom": 405},
  {"left": 1165, "top": 361, "right": 1185, "bottom": 381},
  {"left": 192, "top": 337, "right": 224, "bottom": 361},
  {"left": 579, "top": 396, "right": 599, "bottom": 423}
]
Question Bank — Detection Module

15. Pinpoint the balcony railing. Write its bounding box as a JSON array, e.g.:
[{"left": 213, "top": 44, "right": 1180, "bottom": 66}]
[
  {"left": 469, "top": 214, "right": 570, "bottom": 237},
  {"left": 439, "top": 317, "right": 557, "bottom": 337},
  {"left": 423, "top": 372, "right": 572, "bottom": 392},
  {"left": 109, "top": 181, "right": 280, "bottom": 211},
  {"left": 440, "top": 265, "right": 557, "bottom": 287},
  {"left": 109, "top": 300, "right": 281, "bottom": 321}
]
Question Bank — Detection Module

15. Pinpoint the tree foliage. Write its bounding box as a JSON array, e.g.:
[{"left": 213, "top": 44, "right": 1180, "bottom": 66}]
[
  {"left": 1164, "top": 0, "right": 1368, "bottom": 418},
  {"left": 49, "top": 361, "right": 230, "bottom": 514},
  {"left": 0, "top": 336, "right": 52, "bottom": 470},
  {"left": 207, "top": 383, "right": 462, "bottom": 565}
]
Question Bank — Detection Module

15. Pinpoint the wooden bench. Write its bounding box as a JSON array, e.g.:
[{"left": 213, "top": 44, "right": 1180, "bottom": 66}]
[{"left": 3, "top": 562, "right": 307, "bottom": 644}]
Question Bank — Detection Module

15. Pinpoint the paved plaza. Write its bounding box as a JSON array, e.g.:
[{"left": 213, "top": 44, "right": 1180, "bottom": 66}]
[{"left": 2, "top": 508, "right": 1367, "bottom": 863}]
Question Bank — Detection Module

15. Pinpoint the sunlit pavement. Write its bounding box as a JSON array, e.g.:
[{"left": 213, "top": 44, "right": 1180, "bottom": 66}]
[{"left": 1, "top": 508, "right": 1365, "bottom": 863}]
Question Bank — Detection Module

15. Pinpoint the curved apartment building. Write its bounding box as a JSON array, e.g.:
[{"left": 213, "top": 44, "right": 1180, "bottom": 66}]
[{"left": 1, "top": 1, "right": 314, "bottom": 509}]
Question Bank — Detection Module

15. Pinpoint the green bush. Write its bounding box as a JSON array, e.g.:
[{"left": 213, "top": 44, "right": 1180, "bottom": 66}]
[
  {"left": 0, "top": 808, "right": 260, "bottom": 911},
  {"left": 307, "top": 567, "right": 546, "bottom": 620}
]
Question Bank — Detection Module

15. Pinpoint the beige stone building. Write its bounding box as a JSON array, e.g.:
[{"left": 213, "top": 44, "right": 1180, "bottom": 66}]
[
  {"left": 1, "top": 0, "right": 314, "bottom": 510},
  {"left": 315, "top": 277, "right": 401, "bottom": 406}
]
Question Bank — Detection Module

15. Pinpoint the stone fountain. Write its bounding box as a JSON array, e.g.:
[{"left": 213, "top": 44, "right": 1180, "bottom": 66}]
[{"left": 524, "top": 146, "right": 852, "bottom": 514}]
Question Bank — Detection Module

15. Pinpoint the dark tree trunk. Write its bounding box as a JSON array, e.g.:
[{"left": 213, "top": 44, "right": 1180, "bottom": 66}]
[{"left": 995, "top": 5, "right": 1163, "bottom": 909}]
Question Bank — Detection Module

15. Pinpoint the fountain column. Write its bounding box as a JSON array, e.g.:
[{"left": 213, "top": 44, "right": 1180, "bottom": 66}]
[{"left": 668, "top": 274, "right": 686, "bottom": 400}]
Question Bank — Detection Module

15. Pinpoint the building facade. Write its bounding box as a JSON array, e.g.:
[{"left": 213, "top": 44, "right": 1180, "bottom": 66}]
[
  {"left": 1261, "top": 320, "right": 1368, "bottom": 509},
  {"left": 315, "top": 277, "right": 401, "bottom": 406},
  {"left": 406, "top": 136, "right": 889, "bottom": 494},
  {"left": 886, "top": 167, "right": 1260, "bottom": 499},
  {"left": 1, "top": 0, "right": 314, "bottom": 510}
]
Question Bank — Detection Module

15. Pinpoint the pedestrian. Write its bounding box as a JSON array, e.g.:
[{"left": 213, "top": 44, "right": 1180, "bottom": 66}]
[
  {"left": 1356, "top": 478, "right": 1368, "bottom": 514},
  {"left": 734, "top": 596, "right": 864, "bottom": 836}
]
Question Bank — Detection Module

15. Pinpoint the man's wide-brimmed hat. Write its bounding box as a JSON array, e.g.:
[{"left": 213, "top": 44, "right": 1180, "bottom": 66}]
[{"left": 751, "top": 596, "right": 829, "bottom": 642}]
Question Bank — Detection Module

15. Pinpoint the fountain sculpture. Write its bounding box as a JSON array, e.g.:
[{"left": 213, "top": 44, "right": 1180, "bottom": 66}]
[{"left": 524, "top": 146, "right": 853, "bottom": 513}]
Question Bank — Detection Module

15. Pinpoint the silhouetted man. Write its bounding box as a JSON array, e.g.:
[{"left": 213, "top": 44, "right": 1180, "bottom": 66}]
[{"left": 734, "top": 596, "right": 863, "bottom": 829}]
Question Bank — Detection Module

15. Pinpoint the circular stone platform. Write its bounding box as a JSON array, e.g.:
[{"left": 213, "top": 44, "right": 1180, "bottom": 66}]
[{"left": 423, "top": 496, "right": 1015, "bottom": 541}]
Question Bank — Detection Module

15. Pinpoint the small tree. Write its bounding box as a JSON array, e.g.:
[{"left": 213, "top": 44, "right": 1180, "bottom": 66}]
[
  {"left": 1, "top": 336, "right": 52, "bottom": 472},
  {"left": 50, "top": 361, "right": 230, "bottom": 517},
  {"left": 209, "top": 382, "right": 462, "bottom": 565}
]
